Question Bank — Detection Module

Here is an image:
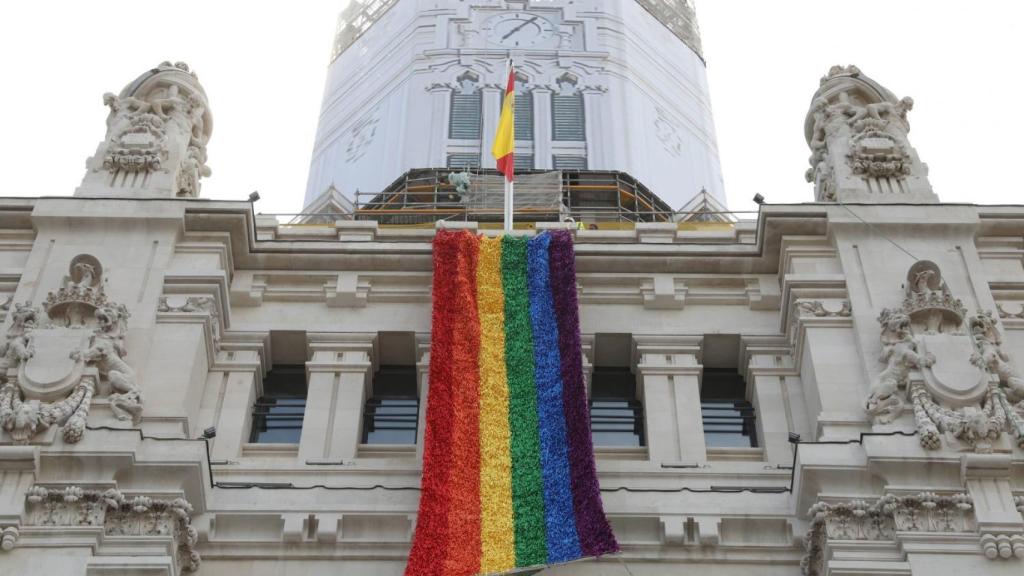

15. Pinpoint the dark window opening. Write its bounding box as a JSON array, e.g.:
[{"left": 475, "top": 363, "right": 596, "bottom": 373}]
[
  {"left": 590, "top": 367, "right": 644, "bottom": 447},
  {"left": 701, "top": 367, "right": 757, "bottom": 448},
  {"left": 362, "top": 365, "right": 419, "bottom": 445},
  {"left": 250, "top": 365, "right": 307, "bottom": 444}
]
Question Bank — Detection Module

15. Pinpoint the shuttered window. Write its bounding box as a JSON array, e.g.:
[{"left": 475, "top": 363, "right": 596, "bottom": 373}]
[
  {"left": 553, "top": 155, "right": 587, "bottom": 170},
  {"left": 515, "top": 89, "right": 533, "bottom": 142},
  {"left": 447, "top": 153, "right": 480, "bottom": 169},
  {"left": 552, "top": 92, "right": 585, "bottom": 141},
  {"left": 514, "top": 154, "right": 534, "bottom": 171},
  {"left": 449, "top": 92, "right": 482, "bottom": 139}
]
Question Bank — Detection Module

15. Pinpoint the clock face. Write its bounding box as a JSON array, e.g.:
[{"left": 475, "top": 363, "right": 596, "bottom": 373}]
[{"left": 482, "top": 12, "right": 556, "bottom": 48}]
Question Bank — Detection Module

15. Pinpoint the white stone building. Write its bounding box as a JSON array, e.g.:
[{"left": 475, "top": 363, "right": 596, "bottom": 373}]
[
  {"left": 304, "top": 0, "right": 725, "bottom": 211},
  {"left": 1, "top": 7, "right": 1024, "bottom": 576}
]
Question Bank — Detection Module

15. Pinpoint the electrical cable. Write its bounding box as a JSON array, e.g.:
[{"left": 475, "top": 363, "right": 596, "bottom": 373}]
[
  {"left": 834, "top": 199, "right": 919, "bottom": 262},
  {"left": 83, "top": 425, "right": 920, "bottom": 495}
]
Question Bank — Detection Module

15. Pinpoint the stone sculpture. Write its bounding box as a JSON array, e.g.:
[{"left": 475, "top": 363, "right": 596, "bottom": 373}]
[
  {"left": 864, "top": 261, "right": 1024, "bottom": 452},
  {"left": 0, "top": 255, "right": 142, "bottom": 444},
  {"left": 805, "top": 65, "right": 935, "bottom": 203},
  {"left": 77, "top": 61, "right": 212, "bottom": 199}
]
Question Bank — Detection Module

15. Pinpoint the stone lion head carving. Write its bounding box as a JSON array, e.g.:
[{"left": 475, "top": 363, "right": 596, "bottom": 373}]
[
  {"left": 879, "top": 309, "right": 912, "bottom": 341},
  {"left": 9, "top": 303, "right": 38, "bottom": 332}
]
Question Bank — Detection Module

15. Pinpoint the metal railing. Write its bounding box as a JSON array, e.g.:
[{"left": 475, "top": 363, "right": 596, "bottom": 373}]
[{"left": 350, "top": 168, "right": 684, "bottom": 225}]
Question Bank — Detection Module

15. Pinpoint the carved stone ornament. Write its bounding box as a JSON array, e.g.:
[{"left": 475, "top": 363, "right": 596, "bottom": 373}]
[
  {"left": 796, "top": 299, "right": 852, "bottom": 318},
  {"left": 804, "top": 65, "right": 935, "bottom": 203},
  {"left": 77, "top": 61, "right": 212, "bottom": 199},
  {"left": 24, "top": 485, "right": 199, "bottom": 572},
  {"left": 158, "top": 295, "right": 221, "bottom": 348},
  {"left": 864, "top": 261, "right": 1024, "bottom": 452},
  {"left": 0, "top": 255, "right": 142, "bottom": 444},
  {"left": 802, "top": 492, "right": 1024, "bottom": 575}
]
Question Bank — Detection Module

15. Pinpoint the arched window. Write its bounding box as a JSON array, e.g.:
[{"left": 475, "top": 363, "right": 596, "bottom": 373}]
[{"left": 449, "top": 71, "right": 482, "bottom": 140}]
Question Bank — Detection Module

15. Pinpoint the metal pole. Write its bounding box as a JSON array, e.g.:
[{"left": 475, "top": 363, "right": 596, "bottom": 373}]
[{"left": 504, "top": 178, "right": 514, "bottom": 232}]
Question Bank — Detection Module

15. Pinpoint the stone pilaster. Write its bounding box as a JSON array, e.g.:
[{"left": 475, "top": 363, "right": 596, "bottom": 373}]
[
  {"left": 415, "top": 335, "right": 430, "bottom": 461},
  {"left": 428, "top": 85, "right": 452, "bottom": 168},
  {"left": 299, "top": 333, "right": 376, "bottom": 464},
  {"left": 532, "top": 87, "right": 553, "bottom": 169},
  {"left": 634, "top": 336, "right": 704, "bottom": 464},
  {"left": 744, "top": 346, "right": 798, "bottom": 464},
  {"left": 480, "top": 86, "right": 502, "bottom": 169},
  {"left": 209, "top": 338, "right": 268, "bottom": 461}
]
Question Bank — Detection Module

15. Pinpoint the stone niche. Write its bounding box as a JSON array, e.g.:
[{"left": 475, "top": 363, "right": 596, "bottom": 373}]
[{"left": 75, "top": 61, "right": 213, "bottom": 199}]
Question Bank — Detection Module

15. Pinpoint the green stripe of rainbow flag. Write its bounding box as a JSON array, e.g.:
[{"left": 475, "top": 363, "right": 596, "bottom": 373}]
[{"left": 406, "top": 230, "right": 618, "bottom": 576}]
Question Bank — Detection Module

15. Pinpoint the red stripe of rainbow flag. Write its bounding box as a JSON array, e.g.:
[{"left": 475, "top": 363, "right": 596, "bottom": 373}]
[{"left": 406, "top": 229, "right": 618, "bottom": 576}]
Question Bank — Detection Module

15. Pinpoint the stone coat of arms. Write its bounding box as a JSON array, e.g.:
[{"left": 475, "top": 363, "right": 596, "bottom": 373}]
[
  {"left": 866, "top": 261, "right": 1024, "bottom": 452},
  {"left": 0, "top": 255, "right": 142, "bottom": 444}
]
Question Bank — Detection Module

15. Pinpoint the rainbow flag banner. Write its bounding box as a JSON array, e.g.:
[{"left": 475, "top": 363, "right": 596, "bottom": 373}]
[{"left": 406, "top": 229, "right": 618, "bottom": 576}]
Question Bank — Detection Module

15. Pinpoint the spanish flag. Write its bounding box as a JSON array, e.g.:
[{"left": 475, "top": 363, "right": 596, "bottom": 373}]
[{"left": 491, "top": 61, "right": 515, "bottom": 182}]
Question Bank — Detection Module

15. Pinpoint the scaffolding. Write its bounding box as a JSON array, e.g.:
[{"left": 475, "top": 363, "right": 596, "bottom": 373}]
[{"left": 352, "top": 168, "right": 677, "bottom": 226}]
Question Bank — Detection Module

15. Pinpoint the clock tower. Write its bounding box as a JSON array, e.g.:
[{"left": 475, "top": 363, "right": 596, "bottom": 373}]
[{"left": 304, "top": 0, "right": 724, "bottom": 212}]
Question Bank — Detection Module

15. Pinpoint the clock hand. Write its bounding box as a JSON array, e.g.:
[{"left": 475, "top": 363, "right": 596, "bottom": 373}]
[{"left": 502, "top": 16, "right": 539, "bottom": 41}]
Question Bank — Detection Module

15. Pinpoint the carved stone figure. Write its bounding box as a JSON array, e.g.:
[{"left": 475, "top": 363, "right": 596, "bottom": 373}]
[
  {"left": 865, "top": 261, "right": 1024, "bottom": 451},
  {"left": 805, "top": 66, "right": 936, "bottom": 203},
  {"left": 970, "top": 311, "right": 1024, "bottom": 401},
  {"left": 73, "top": 304, "right": 141, "bottom": 423},
  {"left": 0, "top": 303, "right": 37, "bottom": 368},
  {"left": 0, "top": 255, "right": 142, "bottom": 443},
  {"left": 77, "top": 62, "right": 213, "bottom": 199},
  {"left": 866, "top": 309, "right": 932, "bottom": 423}
]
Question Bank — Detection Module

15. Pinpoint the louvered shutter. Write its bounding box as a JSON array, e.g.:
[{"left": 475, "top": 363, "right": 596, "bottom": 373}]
[
  {"left": 514, "top": 154, "right": 534, "bottom": 171},
  {"left": 447, "top": 153, "right": 480, "bottom": 169},
  {"left": 449, "top": 92, "right": 482, "bottom": 139},
  {"left": 552, "top": 93, "right": 585, "bottom": 141},
  {"left": 515, "top": 90, "right": 533, "bottom": 142},
  {"left": 553, "top": 155, "right": 587, "bottom": 170}
]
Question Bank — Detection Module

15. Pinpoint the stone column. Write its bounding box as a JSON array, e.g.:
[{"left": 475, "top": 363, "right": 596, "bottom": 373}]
[
  {"left": 480, "top": 86, "right": 502, "bottom": 168},
  {"left": 210, "top": 346, "right": 266, "bottom": 461},
  {"left": 415, "top": 335, "right": 430, "bottom": 461},
  {"left": 428, "top": 85, "right": 452, "bottom": 167},
  {"left": 300, "top": 334, "right": 376, "bottom": 464},
  {"left": 533, "top": 87, "right": 553, "bottom": 169},
  {"left": 634, "top": 336, "right": 705, "bottom": 464},
  {"left": 745, "top": 351, "right": 797, "bottom": 465}
]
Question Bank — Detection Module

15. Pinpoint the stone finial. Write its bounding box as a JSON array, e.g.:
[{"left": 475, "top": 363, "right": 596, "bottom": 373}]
[
  {"left": 75, "top": 61, "right": 212, "bottom": 199},
  {"left": 804, "top": 66, "right": 935, "bottom": 203}
]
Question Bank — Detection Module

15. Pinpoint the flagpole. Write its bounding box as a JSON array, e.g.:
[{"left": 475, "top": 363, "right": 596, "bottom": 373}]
[
  {"left": 504, "top": 58, "right": 514, "bottom": 232},
  {"left": 504, "top": 179, "right": 513, "bottom": 232}
]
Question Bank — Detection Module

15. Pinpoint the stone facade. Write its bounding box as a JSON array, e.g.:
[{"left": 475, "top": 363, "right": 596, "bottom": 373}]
[{"left": 1, "top": 42, "right": 1024, "bottom": 576}]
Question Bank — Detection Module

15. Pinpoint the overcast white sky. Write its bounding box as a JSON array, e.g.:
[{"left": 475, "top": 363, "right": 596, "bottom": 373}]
[{"left": 1, "top": 1, "right": 1021, "bottom": 216}]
